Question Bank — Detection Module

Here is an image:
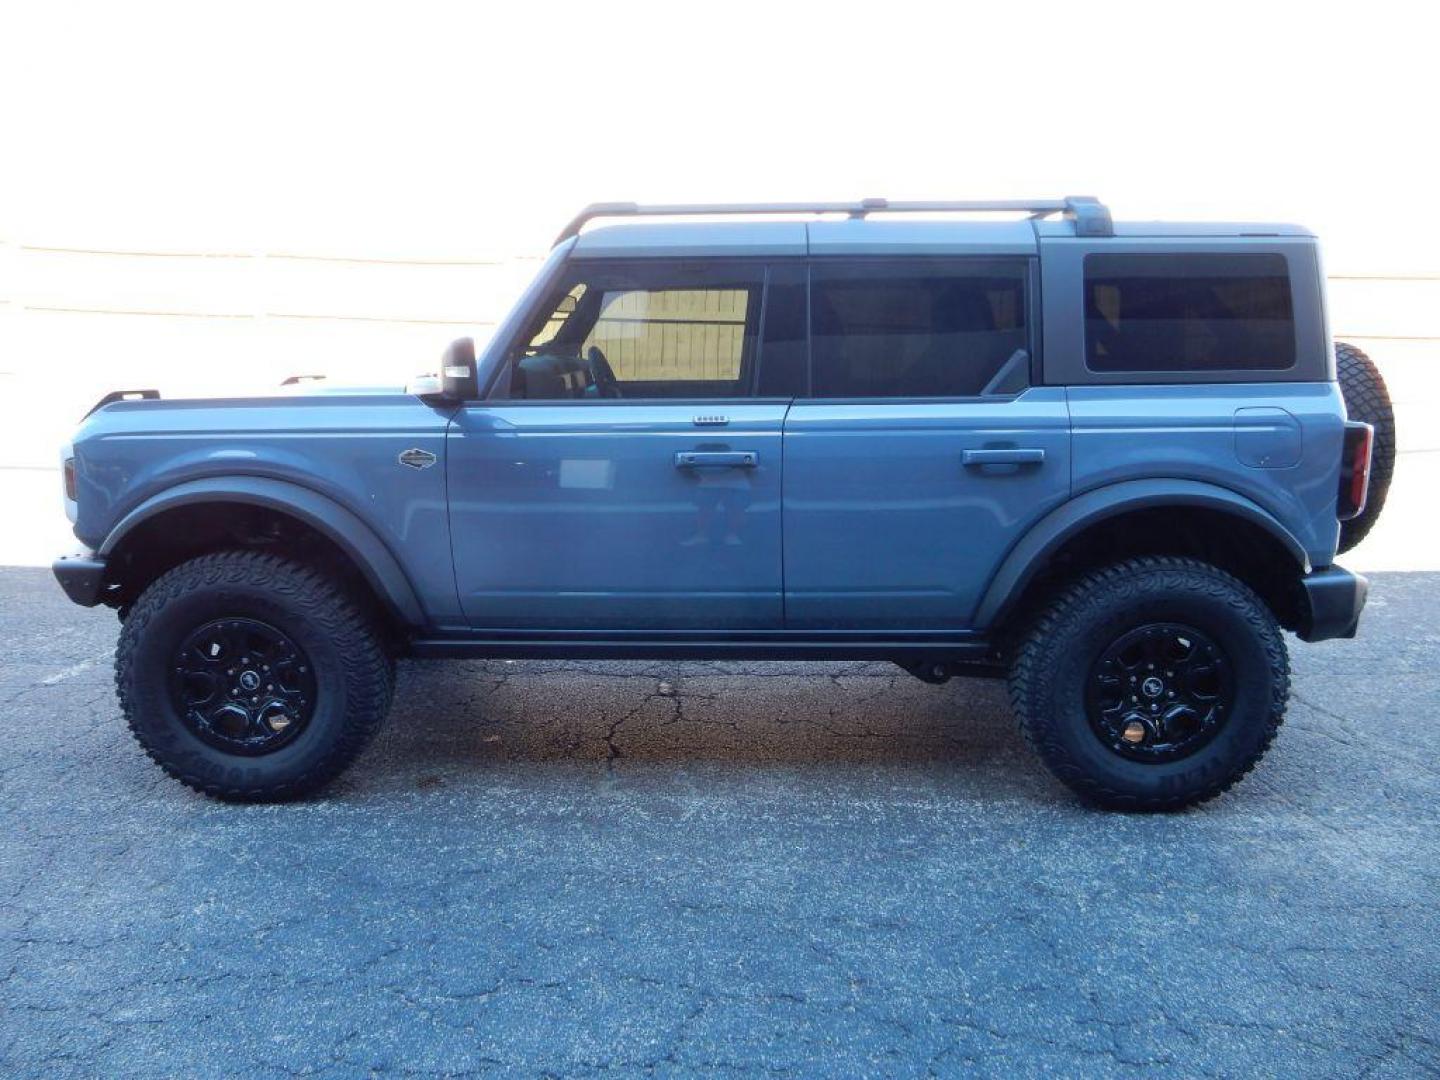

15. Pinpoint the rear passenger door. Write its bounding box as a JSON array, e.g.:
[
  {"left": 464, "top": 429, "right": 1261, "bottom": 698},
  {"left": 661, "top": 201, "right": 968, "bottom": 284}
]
[{"left": 782, "top": 256, "right": 1071, "bottom": 630}]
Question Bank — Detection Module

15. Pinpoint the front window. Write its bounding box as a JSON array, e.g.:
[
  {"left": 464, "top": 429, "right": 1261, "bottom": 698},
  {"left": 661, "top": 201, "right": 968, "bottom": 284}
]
[{"left": 507, "top": 261, "right": 763, "bottom": 400}]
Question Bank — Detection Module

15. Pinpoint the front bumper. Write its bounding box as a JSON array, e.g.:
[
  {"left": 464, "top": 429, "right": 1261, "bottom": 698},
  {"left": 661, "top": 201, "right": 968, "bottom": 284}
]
[
  {"left": 1296, "top": 565, "right": 1368, "bottom": 643},
  {"left": 53, "top": 551, "right": 108, "bottom": 607}
]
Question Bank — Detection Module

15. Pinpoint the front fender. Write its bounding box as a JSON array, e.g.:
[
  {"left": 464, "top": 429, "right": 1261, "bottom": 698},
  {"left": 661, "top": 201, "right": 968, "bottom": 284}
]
[
  {"left": 99, "top": 476, "right": 427, "bottom": 628},
  {"left": 972, "top": 478, "right": 1310, "bottom": 630}
]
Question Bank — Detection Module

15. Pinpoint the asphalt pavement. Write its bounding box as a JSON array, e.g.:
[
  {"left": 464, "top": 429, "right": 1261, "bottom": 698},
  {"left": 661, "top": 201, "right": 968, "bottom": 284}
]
[{"left": 2, "top": 565, "right": 1438, "bottom": 1078}]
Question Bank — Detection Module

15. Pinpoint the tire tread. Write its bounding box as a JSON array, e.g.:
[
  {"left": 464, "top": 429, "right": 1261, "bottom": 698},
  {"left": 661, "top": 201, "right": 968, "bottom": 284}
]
[
  {"left": 1336, "top": 341, "right": 1395, "bottom": 554},
  {"left": 115, "top": 550, "right": 393, "bottom": 801},
  {"left": 1008, "top": 555, "right": 1289, "bottom": 811}
]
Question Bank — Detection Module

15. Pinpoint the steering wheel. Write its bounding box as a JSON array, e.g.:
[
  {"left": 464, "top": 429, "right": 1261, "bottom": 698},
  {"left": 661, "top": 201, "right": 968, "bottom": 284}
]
[{"left": 586, "top": 345, "right": 620, "bottom": 398}]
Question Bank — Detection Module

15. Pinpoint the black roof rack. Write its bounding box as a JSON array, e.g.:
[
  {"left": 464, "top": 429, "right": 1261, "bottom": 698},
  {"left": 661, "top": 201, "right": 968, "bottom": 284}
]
[{"left": 554, "top": 196, "right": 1112, "bottom": 245}]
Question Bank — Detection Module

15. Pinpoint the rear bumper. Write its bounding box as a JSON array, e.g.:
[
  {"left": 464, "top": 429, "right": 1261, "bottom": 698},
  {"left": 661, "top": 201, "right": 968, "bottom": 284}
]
[
  {"left": 52, "top": 551, "right": 108, "bottom": 607},
  {"left": 1296, "top": 565, "right": 1368, "bottom": 642}
]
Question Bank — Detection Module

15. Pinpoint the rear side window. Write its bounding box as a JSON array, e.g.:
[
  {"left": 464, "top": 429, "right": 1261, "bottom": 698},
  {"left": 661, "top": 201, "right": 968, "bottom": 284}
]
[
  {"left": 810, "top": 259, "right": 1030, "bottom": 398},
  {"left": 1084, "top": 253, "right": 1296, "bottom": 373}
]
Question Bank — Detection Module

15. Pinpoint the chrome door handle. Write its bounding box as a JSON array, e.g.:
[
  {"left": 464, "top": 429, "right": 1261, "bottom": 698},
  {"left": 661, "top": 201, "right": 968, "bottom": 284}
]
[
  {"left": 675, "top": 451, "right": 758, "bottom": 469},
  {"left": 962, "top": 448, "right": 1045, "bottom": 467}
]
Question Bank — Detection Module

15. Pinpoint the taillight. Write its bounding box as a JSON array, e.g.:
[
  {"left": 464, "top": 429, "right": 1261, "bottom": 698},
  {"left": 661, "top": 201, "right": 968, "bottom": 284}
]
[
  {"left": 63, "top": 457, "right": 77, "bottom": 502},
  {"left": 1338, "top": 422, "right": 1373, "bottom": 521}
]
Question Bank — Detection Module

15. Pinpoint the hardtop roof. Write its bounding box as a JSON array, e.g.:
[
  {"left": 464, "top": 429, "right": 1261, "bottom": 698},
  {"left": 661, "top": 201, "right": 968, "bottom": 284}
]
[{"left": 569, "top": 215, "right": 1313, "bottom": 259}]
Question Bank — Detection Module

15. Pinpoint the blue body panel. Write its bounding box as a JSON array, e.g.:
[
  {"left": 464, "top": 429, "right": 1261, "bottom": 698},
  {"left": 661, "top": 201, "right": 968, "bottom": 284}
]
[
  {"left": 68, "top": 394, "right": 463, "bottom": 627},
  {"left": 1065, "top": 382, "right": 1346, "bottom": 568},
  {"left": 446, "top": 402, "right": 787, "bottom": 629},
  {"left": 782, "top": 388, "right": 1072, "bottom": 628}
]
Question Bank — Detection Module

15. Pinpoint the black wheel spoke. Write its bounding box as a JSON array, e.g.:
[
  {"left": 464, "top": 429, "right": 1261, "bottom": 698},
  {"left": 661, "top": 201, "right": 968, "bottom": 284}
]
[
  {"left": 169, "top": 618, "right": 316, "bottom": 756},
  {"left": 1085, "top": 622, "right": 1235, "bottom": 764}
]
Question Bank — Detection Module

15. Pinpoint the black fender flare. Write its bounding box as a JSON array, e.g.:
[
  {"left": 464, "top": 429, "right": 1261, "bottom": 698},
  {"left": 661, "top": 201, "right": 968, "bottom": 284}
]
[
  {"left": 98, "top": 476, "right": 427, "bottom": 628},
  {"left": 972, "top": 479, "right": 1310, "bottom": 630}
]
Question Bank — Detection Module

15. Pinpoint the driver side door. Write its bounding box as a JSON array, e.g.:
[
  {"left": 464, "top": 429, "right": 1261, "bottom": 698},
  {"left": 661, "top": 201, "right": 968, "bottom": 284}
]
[{"left": 446, "top": 257, "right": 789, "bottom": 631}]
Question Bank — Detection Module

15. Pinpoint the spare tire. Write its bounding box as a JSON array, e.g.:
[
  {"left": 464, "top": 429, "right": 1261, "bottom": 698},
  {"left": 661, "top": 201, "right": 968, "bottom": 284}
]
[{"left": 1335, "top": 341, "right": 1396, "bottom": 553}]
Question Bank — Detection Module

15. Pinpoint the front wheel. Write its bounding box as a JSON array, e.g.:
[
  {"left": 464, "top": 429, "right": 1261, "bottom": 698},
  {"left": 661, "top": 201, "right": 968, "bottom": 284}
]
[
  {"left": 1009, "top": 557, "right": 1289, "bottom": 811},
  {"left": 116, "top": 551, "right": 395, "bottom": 801}
]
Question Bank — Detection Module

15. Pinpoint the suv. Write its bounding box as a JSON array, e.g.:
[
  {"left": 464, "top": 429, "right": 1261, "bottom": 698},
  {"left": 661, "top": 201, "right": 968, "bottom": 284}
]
[{"left": 52, "top": 197, "right": 1395, "bottom": 810}]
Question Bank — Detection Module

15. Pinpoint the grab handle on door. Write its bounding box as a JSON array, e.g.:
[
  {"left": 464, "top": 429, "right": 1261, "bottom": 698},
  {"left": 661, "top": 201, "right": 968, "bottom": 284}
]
[
  {"left": 675, "top": 451, "right": 758, "bottom": 469},
  {"left": 962, "top": 447, "right": 1045, "bottom": 467}
]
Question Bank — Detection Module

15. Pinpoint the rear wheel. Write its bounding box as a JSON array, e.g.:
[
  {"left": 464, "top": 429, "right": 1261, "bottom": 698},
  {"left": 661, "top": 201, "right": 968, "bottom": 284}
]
[
  {"left": 116, "top": 551, "right": 394, "bottom": 801},
  {"left": 1009, "top": 557, "right": 1288, "bottom": 811},
  {"left": 1335, "top": 341, "right": 1395, "bottom": 553}
]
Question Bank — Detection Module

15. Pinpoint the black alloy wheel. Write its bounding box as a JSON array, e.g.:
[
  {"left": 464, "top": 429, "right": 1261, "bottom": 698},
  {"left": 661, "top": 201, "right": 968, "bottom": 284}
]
[
  {"left": 1085, "top": 622, "right": 1233, "bottom": 763},
  {"left": 169, "top": 617, "right": 317, "bottom": 755}
]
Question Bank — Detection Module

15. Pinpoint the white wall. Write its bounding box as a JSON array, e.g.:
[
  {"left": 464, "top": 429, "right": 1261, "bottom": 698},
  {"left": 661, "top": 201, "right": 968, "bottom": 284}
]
[{"left": 5, "top": 0, "right": 1437, "bottom": 566}]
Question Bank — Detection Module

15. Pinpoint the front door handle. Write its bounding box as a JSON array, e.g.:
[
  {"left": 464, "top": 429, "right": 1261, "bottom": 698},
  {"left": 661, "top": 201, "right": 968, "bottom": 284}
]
[
  {"left": 962, "top": 447, "right": 1045, "bottom": 467},
  {"left": 675, "top": 451, "right": 758, "bottom": 469}
]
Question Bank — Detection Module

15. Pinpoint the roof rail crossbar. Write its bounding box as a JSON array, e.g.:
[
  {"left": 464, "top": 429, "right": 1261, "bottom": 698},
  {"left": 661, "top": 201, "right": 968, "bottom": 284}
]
[{"left": 554, "top": 196, "right": 1112, "bottom": 244}]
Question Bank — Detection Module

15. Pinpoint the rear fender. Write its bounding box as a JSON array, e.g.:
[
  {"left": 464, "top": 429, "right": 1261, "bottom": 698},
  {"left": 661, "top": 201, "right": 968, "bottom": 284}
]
[{"left": 973, "top": 479, "right": 1309, "bottom": 630}]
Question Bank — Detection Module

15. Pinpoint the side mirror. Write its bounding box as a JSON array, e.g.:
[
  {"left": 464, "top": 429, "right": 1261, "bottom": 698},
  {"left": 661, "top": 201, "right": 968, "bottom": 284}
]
[
  {"left": 407, "top": 337, "right": 479, "bottom": 402},
  {"left": 441, "top": 337, "right": 478, "bottom": 400}
]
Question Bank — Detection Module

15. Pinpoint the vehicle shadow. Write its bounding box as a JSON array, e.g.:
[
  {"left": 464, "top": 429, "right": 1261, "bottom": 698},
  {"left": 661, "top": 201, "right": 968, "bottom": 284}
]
[{"left": 351, "top": 657, "right": 1048, "bottom": 800}]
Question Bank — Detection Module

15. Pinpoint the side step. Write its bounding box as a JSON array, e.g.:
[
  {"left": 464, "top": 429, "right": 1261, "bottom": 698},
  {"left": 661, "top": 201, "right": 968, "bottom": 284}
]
[{"left": 407, "top": 633, "right": 993, "bottom": 663}]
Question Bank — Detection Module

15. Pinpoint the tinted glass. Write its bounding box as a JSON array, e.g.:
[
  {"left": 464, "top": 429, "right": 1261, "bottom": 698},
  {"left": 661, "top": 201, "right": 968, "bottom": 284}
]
[
  {"left": 1084, "top": 253, "right": 1296, "bottom": 373},
  {"left": 810, "top": 259, "right": 1029, "bottom": 398},
  {"left": 756, "top": 262, "right": 808, "bottom": 397},
  {"left": 509, "top": 261, "right": 762, "bottom": 399}
]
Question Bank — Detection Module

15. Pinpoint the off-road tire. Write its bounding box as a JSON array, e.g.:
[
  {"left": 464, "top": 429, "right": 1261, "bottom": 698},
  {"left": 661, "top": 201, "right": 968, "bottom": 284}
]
[
  {"left": 1009, "top": 557, "right": 1289, "bottom": 811},
  {"left": 1335, "top": 340, "right": 1395, "bottom": 553},
  {"left": 116, "top": 551, "right": 394, "bottom": 801}
]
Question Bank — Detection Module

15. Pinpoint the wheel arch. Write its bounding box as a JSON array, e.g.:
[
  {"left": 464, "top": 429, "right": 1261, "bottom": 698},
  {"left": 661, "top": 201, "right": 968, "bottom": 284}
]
[
  {"left": 99, "top": 476, "right": 426, "bottom": 629},
  {"left": 975, "top": 479, "right": 1310, "bottom": 634}
]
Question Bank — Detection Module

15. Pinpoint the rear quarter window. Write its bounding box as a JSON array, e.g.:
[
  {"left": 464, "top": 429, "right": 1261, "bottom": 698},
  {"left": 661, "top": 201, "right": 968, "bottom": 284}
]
[{"left": 1084, "top": 253, "right": 1296, "bottom": 373}]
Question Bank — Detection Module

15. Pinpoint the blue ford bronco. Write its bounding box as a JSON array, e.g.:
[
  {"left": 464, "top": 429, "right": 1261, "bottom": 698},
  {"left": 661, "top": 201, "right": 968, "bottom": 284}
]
[{"left": 53, "top": 197, "right": 1394, "bottom": 809}]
